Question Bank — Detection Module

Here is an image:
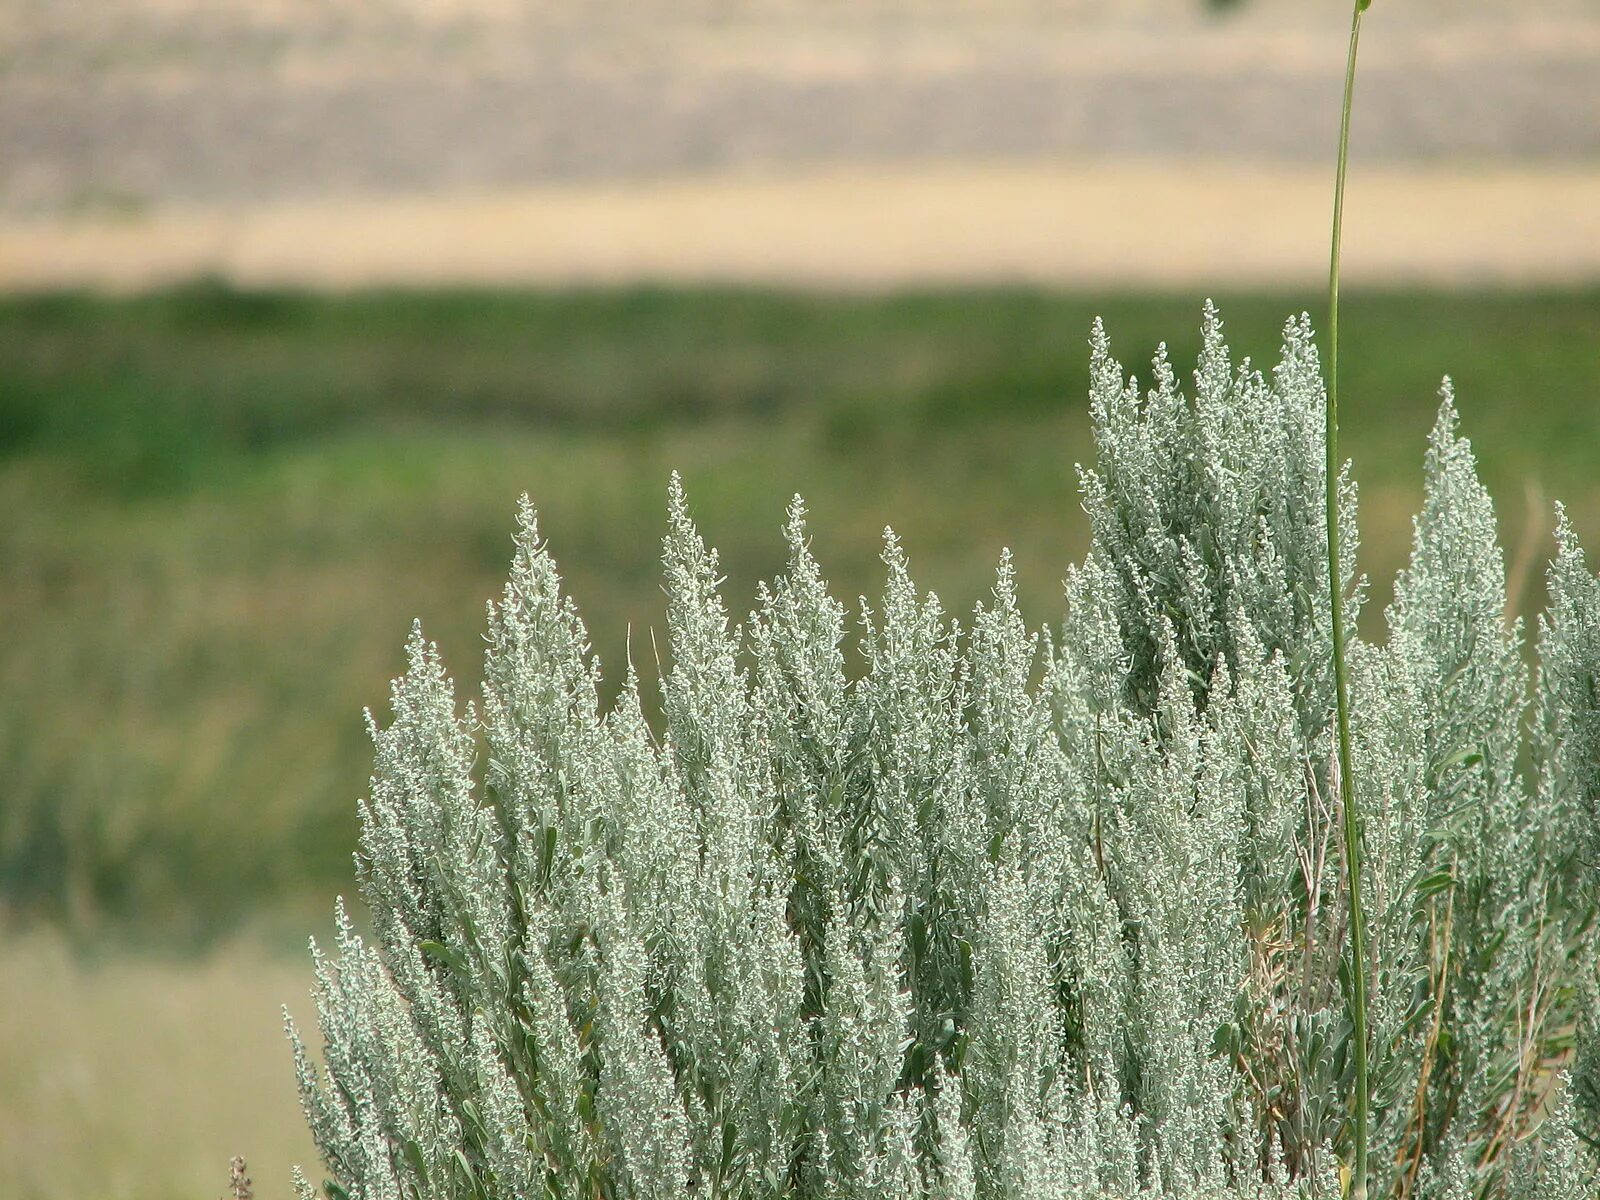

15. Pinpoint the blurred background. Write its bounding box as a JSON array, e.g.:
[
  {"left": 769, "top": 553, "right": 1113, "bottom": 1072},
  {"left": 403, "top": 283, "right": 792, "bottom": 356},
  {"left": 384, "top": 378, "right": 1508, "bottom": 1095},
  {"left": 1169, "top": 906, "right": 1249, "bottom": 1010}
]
[{"left": 2, "top": 1, "right": 1598, "bottom": 1196}]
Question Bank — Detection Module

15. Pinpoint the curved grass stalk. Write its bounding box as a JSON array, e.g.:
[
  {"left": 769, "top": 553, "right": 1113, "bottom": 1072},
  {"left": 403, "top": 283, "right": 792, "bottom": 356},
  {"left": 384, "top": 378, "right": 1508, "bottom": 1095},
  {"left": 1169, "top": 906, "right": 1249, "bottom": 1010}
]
[{"left": 1327, "top": 2, "right": 1372, "bottom": 1197}]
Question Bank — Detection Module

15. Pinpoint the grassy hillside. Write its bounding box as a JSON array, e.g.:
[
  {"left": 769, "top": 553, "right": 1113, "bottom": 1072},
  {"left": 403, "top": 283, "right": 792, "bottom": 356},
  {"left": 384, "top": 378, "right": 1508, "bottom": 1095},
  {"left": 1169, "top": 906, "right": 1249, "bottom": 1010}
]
[{"left": 3, "top": 285, "right": 1597, "bottom": 932}]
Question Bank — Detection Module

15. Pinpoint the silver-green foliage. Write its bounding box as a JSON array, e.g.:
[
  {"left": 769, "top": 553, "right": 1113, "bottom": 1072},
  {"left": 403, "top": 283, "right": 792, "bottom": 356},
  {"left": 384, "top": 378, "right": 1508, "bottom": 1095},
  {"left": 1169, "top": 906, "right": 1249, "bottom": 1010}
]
[{"left": 288, "top": 310, "right": 1600, "bottom": 1200}]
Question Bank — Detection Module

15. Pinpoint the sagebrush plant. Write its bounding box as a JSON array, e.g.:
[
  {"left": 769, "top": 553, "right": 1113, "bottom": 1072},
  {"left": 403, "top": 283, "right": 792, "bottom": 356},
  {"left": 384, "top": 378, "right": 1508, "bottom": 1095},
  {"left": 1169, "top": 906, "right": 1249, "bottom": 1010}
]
[{"left": 286, "top": 306, "right": 1600, "bottom": 1200}]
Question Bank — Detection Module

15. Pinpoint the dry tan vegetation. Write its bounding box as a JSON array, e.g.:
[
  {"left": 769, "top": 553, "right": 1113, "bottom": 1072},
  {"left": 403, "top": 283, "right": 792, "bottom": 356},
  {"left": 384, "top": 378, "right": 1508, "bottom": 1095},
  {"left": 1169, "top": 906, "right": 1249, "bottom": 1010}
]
[
  {"left": 7, "top": 162, "right": 1600, "bottom": 292},
  {"left": 0, "top": 930, "right": 318, "bottom": 1200}
]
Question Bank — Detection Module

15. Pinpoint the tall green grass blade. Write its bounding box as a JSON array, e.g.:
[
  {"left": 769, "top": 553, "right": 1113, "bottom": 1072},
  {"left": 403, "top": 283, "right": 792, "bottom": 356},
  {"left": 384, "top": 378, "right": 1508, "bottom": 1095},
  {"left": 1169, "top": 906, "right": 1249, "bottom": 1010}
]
[{"left": 1328, "top": 3, "right": 1371, "bottom": 1198}]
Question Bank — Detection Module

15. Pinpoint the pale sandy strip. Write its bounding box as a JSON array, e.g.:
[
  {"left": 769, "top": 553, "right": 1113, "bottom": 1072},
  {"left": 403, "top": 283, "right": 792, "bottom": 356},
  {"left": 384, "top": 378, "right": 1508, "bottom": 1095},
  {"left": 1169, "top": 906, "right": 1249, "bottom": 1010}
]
[{"left": 5, "top": 162, "right": 1600, "bottom": 292}]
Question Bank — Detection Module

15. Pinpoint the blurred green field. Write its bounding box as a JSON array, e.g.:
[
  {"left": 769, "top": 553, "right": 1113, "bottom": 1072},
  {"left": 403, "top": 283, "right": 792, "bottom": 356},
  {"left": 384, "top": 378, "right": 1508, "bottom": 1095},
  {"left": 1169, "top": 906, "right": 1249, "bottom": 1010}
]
[{"left": 3, "top": 285, "right": 1598, "bottom": 933}]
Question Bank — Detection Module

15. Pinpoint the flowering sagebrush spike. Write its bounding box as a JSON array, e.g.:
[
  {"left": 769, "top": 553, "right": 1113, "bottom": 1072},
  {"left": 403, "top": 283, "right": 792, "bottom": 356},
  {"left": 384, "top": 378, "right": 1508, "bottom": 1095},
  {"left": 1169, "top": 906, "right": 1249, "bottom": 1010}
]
[{"left": 289, "top": 313, "right": 1599, "bottom": 1200}]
